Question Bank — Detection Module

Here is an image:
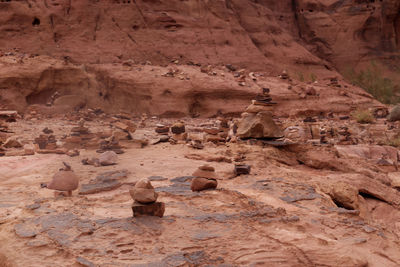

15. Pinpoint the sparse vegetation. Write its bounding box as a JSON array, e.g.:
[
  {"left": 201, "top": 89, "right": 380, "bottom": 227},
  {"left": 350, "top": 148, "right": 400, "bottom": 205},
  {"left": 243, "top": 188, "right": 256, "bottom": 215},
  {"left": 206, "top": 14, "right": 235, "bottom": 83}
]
[
  {"left": 310, "top": 73, "right": 317, "bottom": 82},
  {"left": 387, "top": 136, "right": 400, "bottom": 147},
  {"left": 297, "top": 72, "right": 305, "bottom": 82},
  {"left": 352, "top": 109, "right": 374, "bottom": 124},
  {"left": 345, "top": 61, "right": 400, "bottom": 104}
]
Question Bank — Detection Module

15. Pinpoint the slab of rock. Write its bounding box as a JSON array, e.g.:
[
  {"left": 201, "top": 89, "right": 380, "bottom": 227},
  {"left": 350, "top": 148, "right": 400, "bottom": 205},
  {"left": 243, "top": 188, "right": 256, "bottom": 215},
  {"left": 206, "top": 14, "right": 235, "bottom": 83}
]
[
  {"left": 98, "top": 151, "right": 117, "bottom": 166},
  {"left": 132, "top": 201, "right": 165, "bottom": 217},
  {"left": 14, "top": 223, "right": 37, "bottom": 238},
  {"left": 237, "top": 111, "right": 283, "bottom": 139},
  {"left": 191, "top": 177, "right": 218, "bottom": 192},
  {"left": 79, "top": 170, "right": 128, "bottom": 195}
]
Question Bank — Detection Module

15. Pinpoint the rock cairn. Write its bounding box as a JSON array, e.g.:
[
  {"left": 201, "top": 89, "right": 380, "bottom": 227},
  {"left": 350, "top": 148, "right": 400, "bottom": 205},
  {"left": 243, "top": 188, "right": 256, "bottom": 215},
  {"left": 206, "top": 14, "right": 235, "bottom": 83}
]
[
  {"left": 130, "top": 179, "right": 165, "bottom": 217},
  {"left": 191, "top": 165, "right": 218, "bottom": 191}
]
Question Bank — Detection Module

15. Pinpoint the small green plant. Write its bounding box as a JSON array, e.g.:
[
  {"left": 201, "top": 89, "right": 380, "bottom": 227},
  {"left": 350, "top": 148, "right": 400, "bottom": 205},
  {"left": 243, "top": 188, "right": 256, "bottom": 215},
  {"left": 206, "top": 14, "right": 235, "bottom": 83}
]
[
  {"left": 387, "top": 136, "right": 400, "bottom": 147},
  {"left": 310, "top": 73, "right": 317, "bottom": 82},
  {"left": 352, "top": 109, "right": 374, "bottom": 124},
  {"left": 297, "top": 72, "right": 305, "bottom": 82}
]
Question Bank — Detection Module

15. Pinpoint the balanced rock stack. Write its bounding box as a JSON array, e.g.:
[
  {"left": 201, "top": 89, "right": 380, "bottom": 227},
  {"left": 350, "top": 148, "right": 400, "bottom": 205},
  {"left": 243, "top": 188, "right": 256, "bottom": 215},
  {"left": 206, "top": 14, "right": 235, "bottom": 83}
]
[
  {"left": 245, "top": 88, "right": 276, "bottom": 114},
  {"left": 191, "top": 165, "right": 218, "bottom": 192},
  {"left": 130, "top": 179, "right": 165, "bottom": 217},
  {"left": 254, "top": 88, "right": 276, "bottom": 106},
  {"left": 64, "top": 119, "right": 97, "bottom": 149},
  {"left": 238, "top": 87, "right": 283, "bottom": 140},
  {"left": 171, "top": 122, "right": 187, "bottom": 141},
  {"left": 337, "top": 126, "right": 352, "bottom": 144}
]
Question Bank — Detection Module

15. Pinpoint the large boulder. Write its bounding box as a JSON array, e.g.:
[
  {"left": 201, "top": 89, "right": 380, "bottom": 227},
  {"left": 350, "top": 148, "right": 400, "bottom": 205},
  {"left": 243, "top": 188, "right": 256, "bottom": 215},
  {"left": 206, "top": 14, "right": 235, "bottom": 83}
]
[
  {"left": 237, "top": 112, "right": 283, "bottom": 139},
  {"left": 388, "top": 105, "right": 400, "bottom": 122}
]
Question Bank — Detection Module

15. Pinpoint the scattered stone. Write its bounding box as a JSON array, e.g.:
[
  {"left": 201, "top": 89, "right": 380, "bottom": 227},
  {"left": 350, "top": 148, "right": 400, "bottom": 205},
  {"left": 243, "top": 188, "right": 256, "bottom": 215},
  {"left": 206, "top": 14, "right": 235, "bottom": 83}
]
[
  {"left": 42, "top": 127, "right": 53, "bottom": 134},
  {"left": 0, "top": 111, "right": 17, "bottom": 122},
  {"left": 98, "top": 151, "right": 117, "bottom": 166},
  {"left": 171, "top": 122, "right": 185, "bottom": 134},
  {"left": 23, "top": 144, "right": 35, "bottom": 155},
  {"left": 148, "top": 176, "right": 168, "bottom": 182},
  {"left": 14, "top": 223, "right": 37, "bottom": 238},
  {"left": 67, "top": 149, "right": 80, "bottom": 157},
  {"left": 76, "top": 257, "right": 96, "bottom": 267},
  {"left": 234, "top": 164, "right": 251, "bottom": 176},
  {"left": 132, "top": 201, "right": 165, "bottom": 217},
  {"left": 129, "top": 179, "right": 158, "bottom": 204},
  {"left": 225, "top": 64, "right": 236, "bottom": 71},
  {"left": 26, "top": 203, "right": 41, "bottom": 210},
  {"left": 189, "top": 140, "right": 204, "bottom": 149}
]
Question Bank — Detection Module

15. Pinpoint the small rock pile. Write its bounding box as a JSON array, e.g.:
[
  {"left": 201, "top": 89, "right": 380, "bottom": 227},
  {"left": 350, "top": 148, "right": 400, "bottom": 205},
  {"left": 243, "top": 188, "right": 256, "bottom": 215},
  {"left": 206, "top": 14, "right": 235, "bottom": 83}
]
[
  {"left": 337, "top": 126, "right": 353, "bottom": 145},
  {"left": 191, "top": 165, "right": 218, "bottom": 191},
  {"left": 130, "top": 179, "right": 165, "bottom": 217},
  {"left": 254, "top": 88, "right": 276, "bottom": 106}
]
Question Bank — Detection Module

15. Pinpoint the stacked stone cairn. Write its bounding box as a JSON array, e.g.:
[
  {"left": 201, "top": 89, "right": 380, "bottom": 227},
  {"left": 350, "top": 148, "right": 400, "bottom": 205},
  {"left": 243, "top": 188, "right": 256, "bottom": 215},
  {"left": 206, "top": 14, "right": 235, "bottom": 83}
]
[{"left": 130, "top": 179, "right": 165, "bottom": 217}]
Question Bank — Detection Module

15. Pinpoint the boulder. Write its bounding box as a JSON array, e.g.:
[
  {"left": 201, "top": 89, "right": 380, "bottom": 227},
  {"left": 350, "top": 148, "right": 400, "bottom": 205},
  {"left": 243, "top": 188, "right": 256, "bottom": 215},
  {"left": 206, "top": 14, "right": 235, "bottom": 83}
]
[
  {"left": 44, "top": 170, "right": 79, "bottom": 195},
  {"left": 388, "top": 105, "right": 400, "bottom": 122},
  {"left": 129, "top": 179, "right": 158, "bottom": 204},
  {"left": 237, "top": 111, "right": 283, "bottom": 139},
  {"left": 327, "top": 181, "right": 359, "bottom": 210},
  {"left": 98, "top": 151, "right": 117, "bottom": 166},
  {"left": 190, "top": 177, "right": 218, "bottom": 192}
]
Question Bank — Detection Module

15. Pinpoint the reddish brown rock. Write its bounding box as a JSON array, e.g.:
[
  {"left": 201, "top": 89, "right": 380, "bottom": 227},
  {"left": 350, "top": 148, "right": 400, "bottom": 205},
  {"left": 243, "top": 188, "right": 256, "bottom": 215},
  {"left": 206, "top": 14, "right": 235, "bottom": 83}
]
[
  {"left": 190, "top": 177, "right": 218, "bottom": 192},
  {"left": 42, "top": 166, "right": 79, "bottom": 197},
  {"left": 132, "top": 201, "right": 165, "bottom": 218}
]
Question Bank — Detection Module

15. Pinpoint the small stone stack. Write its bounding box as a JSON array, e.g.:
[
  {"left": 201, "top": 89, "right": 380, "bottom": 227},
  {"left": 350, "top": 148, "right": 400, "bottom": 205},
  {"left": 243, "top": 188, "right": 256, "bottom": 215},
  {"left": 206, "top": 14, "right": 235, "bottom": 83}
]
[
  {"left": 130, "top": 179, "right": 165, "bottom": 217},
  {"left": 254, "top": 88, "right": 276, "bottom": 106},
  {"left": 0, "top": 111, "right": 17, "bottom": 122},
  {"left": 337, "top": 126, "right": 352, "bottom": 144},
  {"left": 64, "top": 119, "right": 97, "bottom": 149},
  {"left": 280, "top": 70, "right": 289, "bottom": 80},
  {"left": 98, "top": 136, "right": 124, "bottom": 154},
  {"left": 319, "top": 126, "right": 328, "bottom": 144},
  {"left": 155, "top": 124, "right": 169, "bottom": 134},
  {"left": 328, "top": 77, "right": 340, "bottom": 87},
  {"left": 171, "top": 122, "right": 187, "bottom": 141},
  {"left": 191, "top": 165, "right": 218, "bottom": 191},
  {"left": 34, "top": 134, "right": 57, "bottom": 150}
]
